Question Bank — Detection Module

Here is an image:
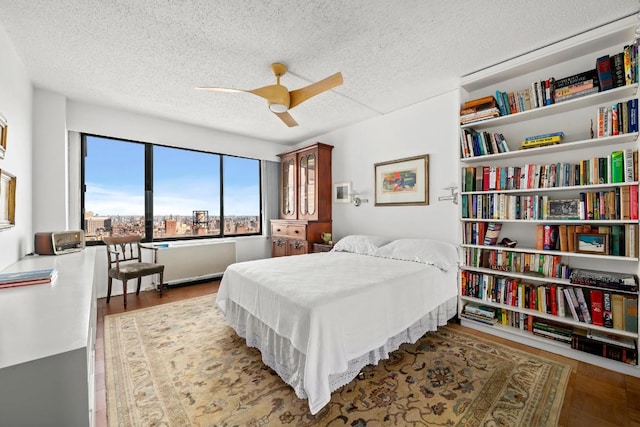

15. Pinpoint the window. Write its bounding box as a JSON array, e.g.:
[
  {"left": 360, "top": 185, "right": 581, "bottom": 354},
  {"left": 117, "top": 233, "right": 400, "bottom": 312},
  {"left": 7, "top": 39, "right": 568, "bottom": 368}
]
[{"left": 81, "top": 134, "right": 262, "bottom": 243}]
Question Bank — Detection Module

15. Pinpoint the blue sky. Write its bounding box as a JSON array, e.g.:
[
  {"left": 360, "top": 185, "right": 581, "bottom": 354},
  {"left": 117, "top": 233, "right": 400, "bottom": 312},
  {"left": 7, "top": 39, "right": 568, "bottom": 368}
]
[{"left": 85, "top": 136, "right": 260, "bottom": 216}]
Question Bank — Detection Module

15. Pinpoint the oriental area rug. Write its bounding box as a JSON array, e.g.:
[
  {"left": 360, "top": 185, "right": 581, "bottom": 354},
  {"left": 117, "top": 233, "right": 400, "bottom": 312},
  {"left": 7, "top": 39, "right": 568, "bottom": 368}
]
[{"left": 104, "top": 295, "right": 571, "bottom": 426}]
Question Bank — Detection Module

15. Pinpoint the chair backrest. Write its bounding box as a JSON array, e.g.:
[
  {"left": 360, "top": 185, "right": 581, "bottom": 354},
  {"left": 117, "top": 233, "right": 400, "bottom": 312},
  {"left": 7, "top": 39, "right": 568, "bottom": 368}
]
[{"left": 103, "top": 235, "right": 143, "bottom": 268}]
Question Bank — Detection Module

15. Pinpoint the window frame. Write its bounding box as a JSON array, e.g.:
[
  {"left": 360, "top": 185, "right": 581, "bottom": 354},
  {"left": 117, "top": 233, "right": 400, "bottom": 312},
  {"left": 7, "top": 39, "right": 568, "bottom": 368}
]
[{"left": 80, "top": 133, "right": 263, "bottom": 245}]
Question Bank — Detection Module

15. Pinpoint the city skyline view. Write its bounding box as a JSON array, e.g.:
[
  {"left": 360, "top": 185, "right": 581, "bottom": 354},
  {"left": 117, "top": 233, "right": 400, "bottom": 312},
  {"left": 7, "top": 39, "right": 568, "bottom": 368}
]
[{"left": 83, "top": 135, "right": 261, "bottom": 240}]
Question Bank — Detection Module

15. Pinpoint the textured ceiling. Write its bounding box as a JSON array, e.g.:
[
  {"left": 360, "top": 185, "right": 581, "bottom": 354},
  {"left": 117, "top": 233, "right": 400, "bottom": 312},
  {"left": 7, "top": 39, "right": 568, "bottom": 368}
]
[{"left": 0, "top": 1, "right": 638, "bottom": 145}]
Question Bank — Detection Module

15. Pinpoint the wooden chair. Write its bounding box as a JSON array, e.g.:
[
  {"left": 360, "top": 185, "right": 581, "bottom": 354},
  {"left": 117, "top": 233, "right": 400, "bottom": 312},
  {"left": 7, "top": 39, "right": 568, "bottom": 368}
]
[{"left": 103, "top": 235, "right": 165, "bottom": 307}]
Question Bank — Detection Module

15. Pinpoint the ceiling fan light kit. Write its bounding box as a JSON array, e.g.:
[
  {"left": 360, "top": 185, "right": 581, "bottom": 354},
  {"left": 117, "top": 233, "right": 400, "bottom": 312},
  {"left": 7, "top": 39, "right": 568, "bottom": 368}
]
[{"left": 197, "top": 62, "right": 343, "bottom": 127}]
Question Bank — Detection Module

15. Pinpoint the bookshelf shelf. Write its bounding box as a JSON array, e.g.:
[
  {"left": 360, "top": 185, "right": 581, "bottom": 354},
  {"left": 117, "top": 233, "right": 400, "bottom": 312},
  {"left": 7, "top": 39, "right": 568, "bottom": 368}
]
[
  {"left": 461, "top": 84, "right": 639, "bottom": 131},
  {"left": 461, "top": 218, "right": 636, "bottom": 224},
  {"left": 458, "top": 17, "right": 640, "bottom": 373},
  {"left": 460, "top": 295, "right": 639, "bottom": 338},
  {"left": 460, "top": 243, "right": 639, "bottom": 262},
  {"left": 461, "top": 181, "right": 638, "bottom": 196},
  {"left": 460, "top": 133, "right": 638, "bottom": 163}
]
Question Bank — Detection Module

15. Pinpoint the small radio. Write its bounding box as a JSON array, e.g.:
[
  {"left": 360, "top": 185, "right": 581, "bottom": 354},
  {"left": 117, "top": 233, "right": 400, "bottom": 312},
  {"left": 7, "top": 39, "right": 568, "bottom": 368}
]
[{"left": 34, "top": 230, "right": 86, "bottom": 255}]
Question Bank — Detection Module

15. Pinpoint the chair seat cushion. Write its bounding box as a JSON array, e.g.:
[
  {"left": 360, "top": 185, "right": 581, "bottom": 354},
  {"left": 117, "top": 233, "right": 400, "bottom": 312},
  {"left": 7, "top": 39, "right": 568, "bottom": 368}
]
[{"left": 108, "top": 262, "right": 164, "bottom": 281}]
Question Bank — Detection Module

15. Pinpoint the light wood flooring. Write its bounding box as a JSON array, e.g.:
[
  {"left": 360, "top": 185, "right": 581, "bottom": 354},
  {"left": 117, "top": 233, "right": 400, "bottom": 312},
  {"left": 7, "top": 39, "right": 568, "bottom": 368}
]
[{"left": 94, "top": 281, "right": 640, "bottom": 426}]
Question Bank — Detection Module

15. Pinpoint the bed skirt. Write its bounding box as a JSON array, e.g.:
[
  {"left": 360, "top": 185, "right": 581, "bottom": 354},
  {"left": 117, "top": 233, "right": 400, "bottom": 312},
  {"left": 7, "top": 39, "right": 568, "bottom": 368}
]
[{"left": 222, "top": 296, "right": 458, "bottom": 403}]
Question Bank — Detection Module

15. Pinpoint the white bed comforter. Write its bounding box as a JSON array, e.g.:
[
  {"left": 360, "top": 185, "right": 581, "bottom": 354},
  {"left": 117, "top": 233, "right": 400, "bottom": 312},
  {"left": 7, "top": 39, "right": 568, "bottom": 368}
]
[{"left": 216, "top": 251, "right": 458, "bottom": 414}]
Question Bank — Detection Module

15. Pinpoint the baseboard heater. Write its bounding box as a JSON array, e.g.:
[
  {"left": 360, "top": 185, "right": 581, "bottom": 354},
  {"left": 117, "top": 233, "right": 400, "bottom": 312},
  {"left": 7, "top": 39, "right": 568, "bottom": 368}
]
[{"left": 154, "top": 240, "right": 236, "bottom": 285}]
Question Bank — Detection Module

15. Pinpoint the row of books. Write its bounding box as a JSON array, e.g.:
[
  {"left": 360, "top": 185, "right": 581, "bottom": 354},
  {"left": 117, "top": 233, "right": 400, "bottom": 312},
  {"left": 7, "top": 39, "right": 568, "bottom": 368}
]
[
  {"left": 463, "top": 247, "right": 568, "bottom": 279},
  {"left": 460, "top": 149, "right": 638, "bottom": 192},
  {"left": 461, "top": 189, "right": 638, "bottom": 221},
  {"left": 463, "top": 222, "right": 639, "bottom": 258},
  {"left": 459, "top": 129, "right": 510, "bottom": 158},
  {"left": 595, "top": 99, "right": 639, "bottom": 138},
  {"left": 459, "top": 96, "right": 501, "bottom": 125},
  {"left": 460, "top": 303, "right": 498, "bottom": 325},
  {"left": 462, "top": 305, "right": 638, "bottom": 365},
  {"left": 597, "top": 48, "right": 639, "bottom": 93},
  {"left": 460, "top": 45, "right": 639, "bottom": 124},
  {"left": 572, "top": 328, "right": 637, "bottom": 365},
  {"left": 537, "top": 223, "right": 639, "bottom": 258},
  {"left": 0, "top": 268, "right": 58, "bottom": 289},
  {"left": 461, "top": 271, "right": 638, "bottom": 331}
]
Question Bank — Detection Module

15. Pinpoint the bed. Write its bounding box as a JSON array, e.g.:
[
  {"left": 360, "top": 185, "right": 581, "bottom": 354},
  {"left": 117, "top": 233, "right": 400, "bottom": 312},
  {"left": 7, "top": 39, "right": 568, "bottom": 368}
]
[{"left": 216, "top": 235, "right": 459, "bottom": 414}]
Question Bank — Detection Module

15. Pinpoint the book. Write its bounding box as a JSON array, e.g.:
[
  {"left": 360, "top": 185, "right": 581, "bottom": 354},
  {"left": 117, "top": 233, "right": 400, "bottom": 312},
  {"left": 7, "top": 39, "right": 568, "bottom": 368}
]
[
  {"left": 564, "top": 287, "right": 583, "bottom": 322},
  {"left": 483, "top": 222, "right": 502, "bottom": 246},
  {"left": 589, "top": 289, "right": 604, "bottom": 327},
  {"left": 611, "top": 151, "right": 624, "bottom": 183},
  {"left": 624, "top": 296, "right": 638, "bottom": 333},
  {"left": 460, "top": 312, "right": 499, "bottom": 325},
  {"left": 524, "top": 131, "right": 564, "bottom": 142},
  {"left": 611, "top": 52, "right": 626, "bottom": 88},
  {"left": 574, "top": 288, "right": 593, "bottom": 324},
  {"left": 603, "top": 292, "right": 614, "bottom": 328},
  {"left": 0, "top": 268, "right": 58, "bottom": 286},
  {"left": 612, "top": 293, "right": 625, "bottom": 330},
  {"left": 569, "top": 268, "right": 639, "bottom": 292},
  {"left": 596, "top": 55, "right": 613, "bottom": 91},
  {"left": 553, "top": 68, "right": 598, "bottom": 89}
]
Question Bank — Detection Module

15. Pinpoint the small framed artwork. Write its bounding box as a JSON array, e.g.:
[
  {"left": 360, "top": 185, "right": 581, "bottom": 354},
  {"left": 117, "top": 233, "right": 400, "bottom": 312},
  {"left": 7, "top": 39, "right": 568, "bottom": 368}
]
[
  {"left": 0, "top": 169, "right": 16, "bottom": 231},
  {"left": 575, "top": 232, "right": 608, "bottom": 255},
  {"left": 334, "top": 182, "right": 351, "bottom": 203},
  {"left": 547, "top": 199, "right": 580, "bottom": 220},
  {"left": 0, "top": 113, "right": 6, "bottom": 159},
  {"left": 374, "top": 154, "right": 429, "bottom": 206}
]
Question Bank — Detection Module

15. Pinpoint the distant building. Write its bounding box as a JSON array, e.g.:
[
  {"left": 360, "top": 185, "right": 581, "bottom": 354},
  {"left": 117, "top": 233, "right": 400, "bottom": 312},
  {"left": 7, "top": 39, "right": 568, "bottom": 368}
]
[
  {"left": 165, "top": 218, "right": 177, "bottom": 235},
  {"left": 85, "top": 216, "right": 111, "bottom": 235}
]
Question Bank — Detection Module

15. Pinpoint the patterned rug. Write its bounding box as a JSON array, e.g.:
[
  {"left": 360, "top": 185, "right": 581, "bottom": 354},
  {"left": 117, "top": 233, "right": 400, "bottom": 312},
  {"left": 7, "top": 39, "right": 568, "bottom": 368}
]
[{"left": 104, "top": 295, "right": 571, "bottom": 426}]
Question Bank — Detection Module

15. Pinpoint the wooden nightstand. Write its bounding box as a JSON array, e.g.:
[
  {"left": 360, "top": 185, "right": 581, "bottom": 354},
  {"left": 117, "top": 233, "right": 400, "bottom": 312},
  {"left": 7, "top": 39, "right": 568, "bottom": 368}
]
[{"left": 312, "top": 243, "right": 334, "bottom": 253}]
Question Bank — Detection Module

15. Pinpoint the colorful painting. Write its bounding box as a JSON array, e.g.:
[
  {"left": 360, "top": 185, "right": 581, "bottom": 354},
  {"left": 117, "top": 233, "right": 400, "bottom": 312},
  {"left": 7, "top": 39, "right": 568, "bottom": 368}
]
[
  {"left": 382, "top": 169, "right": 417, "bottom": 193},
  {"left": 374, "top": 155, "right": 429, "bottom": 206}
]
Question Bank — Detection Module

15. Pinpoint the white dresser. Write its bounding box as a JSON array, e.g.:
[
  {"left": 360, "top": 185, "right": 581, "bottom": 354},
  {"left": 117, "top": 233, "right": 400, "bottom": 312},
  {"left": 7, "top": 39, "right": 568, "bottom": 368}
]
[{"left": 0, "top": 247, "right": 97, "bottom": 426}]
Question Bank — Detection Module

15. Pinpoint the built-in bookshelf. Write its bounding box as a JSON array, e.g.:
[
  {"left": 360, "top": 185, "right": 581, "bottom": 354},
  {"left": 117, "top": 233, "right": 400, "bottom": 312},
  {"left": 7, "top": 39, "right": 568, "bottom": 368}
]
[{"left": 458, "top": 15, "right": 640, "bottom": 374}]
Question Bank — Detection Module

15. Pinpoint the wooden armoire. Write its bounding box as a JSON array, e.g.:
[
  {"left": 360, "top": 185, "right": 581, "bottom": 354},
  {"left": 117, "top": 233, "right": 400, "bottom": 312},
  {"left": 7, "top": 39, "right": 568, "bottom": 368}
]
[{"left": 270, "top": 142, "right": 333, "bottom": 257}]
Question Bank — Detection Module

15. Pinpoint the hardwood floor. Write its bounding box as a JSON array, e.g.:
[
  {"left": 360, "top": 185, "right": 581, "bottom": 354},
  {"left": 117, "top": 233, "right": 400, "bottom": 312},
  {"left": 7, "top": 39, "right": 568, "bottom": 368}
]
[{"left": 95, "top": 282, "right": 640, "bottom": 426}]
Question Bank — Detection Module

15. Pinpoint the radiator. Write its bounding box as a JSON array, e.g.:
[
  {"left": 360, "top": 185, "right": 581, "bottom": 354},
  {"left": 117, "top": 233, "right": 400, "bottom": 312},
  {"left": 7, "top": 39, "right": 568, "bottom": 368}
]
[{"left": 154, "top": 240, "right": 236, "bottom": 285}]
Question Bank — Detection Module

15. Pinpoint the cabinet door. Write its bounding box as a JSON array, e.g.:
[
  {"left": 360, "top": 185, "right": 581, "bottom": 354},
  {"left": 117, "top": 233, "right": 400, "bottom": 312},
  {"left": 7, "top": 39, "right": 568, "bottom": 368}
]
[
  {"left": 281, "top": 154, "right": 297, "bottom": 220},
  {"left": 271, "top": 237, "right": 288, "bottom": 257},
  {"left": 298, "top": 148, "right": 318, "bottom": 220}
]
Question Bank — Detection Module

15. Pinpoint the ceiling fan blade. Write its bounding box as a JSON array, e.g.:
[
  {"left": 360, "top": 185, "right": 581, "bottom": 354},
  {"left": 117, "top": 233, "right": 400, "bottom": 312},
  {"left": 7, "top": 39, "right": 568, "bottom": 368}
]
[
  {"left": 195, "top": 86, "right": 245, "bottom": 93},
  {"left": 289, "top": 72, "right": 343, "bottom": 109},
  {"left": 273, "top": 111, "right": 299, "bottom": 127}
]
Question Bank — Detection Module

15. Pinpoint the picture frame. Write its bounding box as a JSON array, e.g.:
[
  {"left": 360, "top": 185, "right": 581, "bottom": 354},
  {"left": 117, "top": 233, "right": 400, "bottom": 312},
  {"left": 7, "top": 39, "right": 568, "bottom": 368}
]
[
  {"left": 575, "top": 232, "right": 609, "bottom": 255},
  {"left": 333, "top": 182, "right": 351, "bottom": 204},
  {"left": 374, "top": 154, "right": 429, "bottom": 206},
  {"left": 547, "top": 198, "right": 581, "bottom": 220},
  {"left": 0, "top": 113, "right": 6, "bottom": 159},
  {"left": 0, "top": 169, "right": 16, "bottom": 231}
]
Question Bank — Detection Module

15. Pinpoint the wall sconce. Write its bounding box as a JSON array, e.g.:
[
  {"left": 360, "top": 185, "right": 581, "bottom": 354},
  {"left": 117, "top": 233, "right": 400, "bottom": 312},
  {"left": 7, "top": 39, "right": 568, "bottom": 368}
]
[
  {"left": 351, "top": 194, "right": 369, "bottom": 207},
  {"left": 437, "top": 186, "right": 459, "bottom": 204}
]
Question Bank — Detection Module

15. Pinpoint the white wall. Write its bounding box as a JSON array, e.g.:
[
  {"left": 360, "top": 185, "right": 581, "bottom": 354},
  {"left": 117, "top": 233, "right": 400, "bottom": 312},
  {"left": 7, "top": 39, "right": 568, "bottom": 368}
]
[
  {"left": 33, "top": 90, "right": 68, "bottom": 233},
  {"left": 300, "top": 90, "right": 460, "bottom": 245},
  {"left": 0, "top": 26, "right": 34, "bottom": 271}
]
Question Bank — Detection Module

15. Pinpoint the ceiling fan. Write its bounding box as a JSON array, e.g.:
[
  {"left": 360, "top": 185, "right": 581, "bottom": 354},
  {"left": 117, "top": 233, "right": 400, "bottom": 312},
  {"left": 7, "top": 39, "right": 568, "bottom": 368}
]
[{"left": 196, "top": 63, "right": 343, "bottom": 127}]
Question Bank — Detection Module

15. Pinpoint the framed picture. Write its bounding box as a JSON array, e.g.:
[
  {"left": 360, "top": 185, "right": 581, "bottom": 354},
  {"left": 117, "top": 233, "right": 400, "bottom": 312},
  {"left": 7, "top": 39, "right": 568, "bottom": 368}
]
[
  {"left": 374, "top": 154, "right": 429, "bottom": 206},
  {"left": 547, "top": 199, "right": 580, "bottom": 220},
  {"left": 334, "top": 182, "right": 351, "bottom": 203},
  {"left": 575, "top": 232, "right": 608, "bottom": 255},
  {"left": 0, "top": 169, "right": 16, "bottom": 231},
  {"left": 0, "top": 113, "right": 6, "bottom": 159}
]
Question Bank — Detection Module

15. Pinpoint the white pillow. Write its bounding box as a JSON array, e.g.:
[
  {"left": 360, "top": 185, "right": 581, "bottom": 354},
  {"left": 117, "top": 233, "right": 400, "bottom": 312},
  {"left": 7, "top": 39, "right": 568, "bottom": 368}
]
[
  {"left": 332, "top": 235, "right": 391, "bottom": 256},
  {"left": 373, "top": 238, "right": 459, "bottom": 271}
]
